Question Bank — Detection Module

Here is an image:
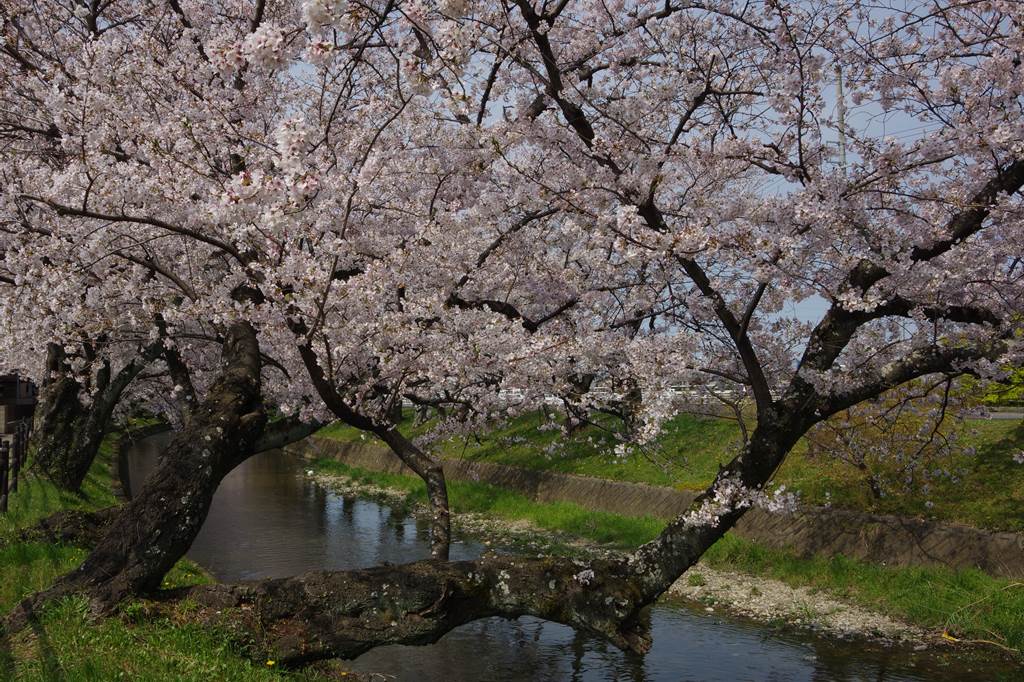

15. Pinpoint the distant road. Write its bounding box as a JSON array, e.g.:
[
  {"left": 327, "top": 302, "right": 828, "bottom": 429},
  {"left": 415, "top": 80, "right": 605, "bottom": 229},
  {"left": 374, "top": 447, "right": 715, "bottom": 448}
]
[{"left": 984, "top": 411, "right": 1023, "bottom": 420}]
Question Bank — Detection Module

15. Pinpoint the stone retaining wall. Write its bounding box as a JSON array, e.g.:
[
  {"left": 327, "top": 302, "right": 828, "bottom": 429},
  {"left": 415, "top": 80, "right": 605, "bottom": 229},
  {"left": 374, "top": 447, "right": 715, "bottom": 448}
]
[{"left": 286, "top": 436, "right": 1024, "bottom": 579}]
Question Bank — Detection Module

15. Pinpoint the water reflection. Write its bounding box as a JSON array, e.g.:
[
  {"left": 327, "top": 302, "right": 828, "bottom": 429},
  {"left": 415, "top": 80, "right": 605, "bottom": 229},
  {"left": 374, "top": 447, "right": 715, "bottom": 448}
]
[{"left": 123, "top": 435, "right": 1006, "bottom": 681}]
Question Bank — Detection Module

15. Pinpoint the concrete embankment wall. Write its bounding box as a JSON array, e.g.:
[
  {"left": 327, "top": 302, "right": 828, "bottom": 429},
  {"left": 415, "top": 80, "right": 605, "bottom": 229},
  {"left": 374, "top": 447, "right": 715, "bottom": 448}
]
[
  {"left": 285, "top": 436, "right": 1024, "bottom": 579},
  {"left": 114, "top": 423, "right": 171, "bottom": 502}
]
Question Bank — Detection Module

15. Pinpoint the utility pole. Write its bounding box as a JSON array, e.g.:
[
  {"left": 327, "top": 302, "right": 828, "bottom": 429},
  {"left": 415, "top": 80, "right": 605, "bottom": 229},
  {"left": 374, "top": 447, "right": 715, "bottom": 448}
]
[{"left": 835, "top": 64, "right": 848, "bottom": 171}]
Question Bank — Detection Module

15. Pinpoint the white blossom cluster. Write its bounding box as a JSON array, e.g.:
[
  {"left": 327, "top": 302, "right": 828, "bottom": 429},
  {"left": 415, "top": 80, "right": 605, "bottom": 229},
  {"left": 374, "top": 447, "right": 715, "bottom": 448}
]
[
  {"left": 0, "top": 0, "right": 1020, "bottom": 537},
  {"left": 682, "top": 476, "right": 800, "bottom": 531}
]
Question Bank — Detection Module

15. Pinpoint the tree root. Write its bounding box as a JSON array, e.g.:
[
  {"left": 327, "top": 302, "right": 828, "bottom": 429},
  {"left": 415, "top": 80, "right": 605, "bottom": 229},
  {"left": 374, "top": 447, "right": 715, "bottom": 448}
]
[{"left": 6, "top": 507, "right": 122, "bottom": 549}]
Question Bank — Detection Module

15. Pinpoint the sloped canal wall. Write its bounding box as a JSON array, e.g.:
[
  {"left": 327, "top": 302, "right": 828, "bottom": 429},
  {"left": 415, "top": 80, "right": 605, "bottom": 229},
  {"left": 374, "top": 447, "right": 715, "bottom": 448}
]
[{"left": 285, "top": 436, "right": 1024, "bottom": 579}]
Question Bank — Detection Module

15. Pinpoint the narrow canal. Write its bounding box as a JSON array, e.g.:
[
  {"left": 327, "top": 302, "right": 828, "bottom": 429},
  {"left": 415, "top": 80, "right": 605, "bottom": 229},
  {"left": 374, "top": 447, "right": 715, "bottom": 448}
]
[{"left": 122, "top": 434, "right": 1003, "bottom": 681}]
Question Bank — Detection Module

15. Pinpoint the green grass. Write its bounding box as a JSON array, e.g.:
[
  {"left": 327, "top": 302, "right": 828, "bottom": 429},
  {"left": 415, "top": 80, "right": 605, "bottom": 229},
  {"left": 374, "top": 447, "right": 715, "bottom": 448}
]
[
  {"left": 320, "top": 411, "right": 742, "bottom": 489},
  {"left": 0, "top": 595, "right": 331, "bottom": 681},
  {"left": 704, "top": 534, "right": 1024, "bottom": 653},
  {"left": 776, "top": 420, "right": 1024, "bottom": 531},
  {"left": 0, "top": 434, "right": 337, "bottom": 680},
  {"left": 319, "top": 412, "right": 1024, "bottom": 531},
  {"left": 0, "top": 443, "right": 119, "bottom": 538},
  {"left": 312, "top": 458, "right": 1024, "bottom": 656},
  {"left": 314, "top": 458, "right": 664, "bottom": 549}
]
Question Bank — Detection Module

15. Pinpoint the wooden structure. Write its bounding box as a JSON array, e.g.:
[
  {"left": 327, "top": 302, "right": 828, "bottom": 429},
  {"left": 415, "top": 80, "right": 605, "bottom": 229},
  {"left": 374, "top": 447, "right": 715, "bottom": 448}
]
[
  {"left": 0, "top": 375, "right": 36, "bottom": 512},
  {"left": 0, "top": 375, "right": 37, "bottom": 432}
]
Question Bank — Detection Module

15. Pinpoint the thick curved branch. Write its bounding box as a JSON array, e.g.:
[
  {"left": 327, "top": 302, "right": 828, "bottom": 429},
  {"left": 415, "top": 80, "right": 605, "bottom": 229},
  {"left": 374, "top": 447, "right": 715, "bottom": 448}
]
[
  {"left": 910, "top": 159, "right": 1024, "bottom": 262},
  {"left": 445, "top": 294, "right": 578, "bottom": 333},
  {"left": 22, "top": 196, "right": 245, "bottom": 264},
  {"left": 817, "top": 341, "right": 1008, "bottom": 418},
  {"left": 171, "top": 554, "right": 649, "bottom": 665},
  {"left": 253, "top": 416, "right": 325, "bottom": 453},
  {"left": 158, "top": 401, "right": 818, "bottom": 667},
  {"left": 797, "top": 158, "right": 1024, "bottom": 378}
]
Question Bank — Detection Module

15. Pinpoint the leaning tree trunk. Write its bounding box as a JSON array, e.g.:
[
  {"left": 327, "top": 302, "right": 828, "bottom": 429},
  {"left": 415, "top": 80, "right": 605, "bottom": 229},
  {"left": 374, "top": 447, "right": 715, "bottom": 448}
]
[
  {"left": 375, "top": 426, "right": 451, "bottom": 560},
  {"left": 297, "top": 343, "right": 453, "bottom": 560},
  {"left": 11, "top": 418, "right": 325, "bottom": 552},
  {"left": 33, "top": 343, "right": 158, "bottom": 491},
  {"left": 32, "top": 345, "right": 89, "bottom": 488},
  {"left": 7, "top": 322, "right": 267, "bottom": 623}
]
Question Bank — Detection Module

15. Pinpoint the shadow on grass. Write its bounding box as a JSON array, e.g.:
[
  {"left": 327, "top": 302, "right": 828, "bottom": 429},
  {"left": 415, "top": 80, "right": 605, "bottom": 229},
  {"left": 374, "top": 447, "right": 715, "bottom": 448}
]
[
  {"left": 974, "top": 419, "right": 1024, "bottom": 467},
  {"left": 26, "top": 601, "right": 64, "bottom": 681},
  {"left": 0, "top": 599, "right": 65, "bottom": 682},
  {"left": 0, "top": 625, "right": 15, "bottom": 680}
]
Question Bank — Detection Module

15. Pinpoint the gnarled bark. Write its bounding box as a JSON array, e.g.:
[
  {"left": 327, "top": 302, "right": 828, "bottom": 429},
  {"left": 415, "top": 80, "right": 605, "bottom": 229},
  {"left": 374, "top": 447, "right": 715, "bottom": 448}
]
[
  {"left": 31, "top": 344, "right": 90, "bottom": 488},
  {"left": 171, "top": 554, "right": 649, "bottom": 666},
  {"left": 33, "top": 343, "right": 159, "bottom": 492},
  {"left": 7, "top": 321, "right": 267, "bottom": 627}
]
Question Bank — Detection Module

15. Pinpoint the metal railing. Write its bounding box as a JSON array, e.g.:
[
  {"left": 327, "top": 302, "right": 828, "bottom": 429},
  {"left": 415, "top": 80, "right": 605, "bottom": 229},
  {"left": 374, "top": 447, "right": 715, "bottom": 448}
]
[{"left": 1, "top": 419, "right": 31, "bottom": 514}]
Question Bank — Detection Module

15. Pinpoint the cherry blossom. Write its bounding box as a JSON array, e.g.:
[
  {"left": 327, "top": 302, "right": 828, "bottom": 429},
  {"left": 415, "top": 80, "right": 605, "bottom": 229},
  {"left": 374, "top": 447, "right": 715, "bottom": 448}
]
[{"left": 0, "top": 0, "right": 1020, "bottom": 528}]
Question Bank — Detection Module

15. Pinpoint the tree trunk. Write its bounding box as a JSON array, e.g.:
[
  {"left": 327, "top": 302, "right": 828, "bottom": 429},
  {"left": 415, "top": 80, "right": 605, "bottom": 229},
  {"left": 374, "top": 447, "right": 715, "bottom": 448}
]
[
  {"left": 32, "top": 344, "right": 87, "bottom": 489},
  {"left": 296, "top": 343, "right": 453, "bottom": 560},
  {"left": 170, "top": 554, "right": 651, "bottom": 666},
  {"left": 562, "top": 372, "right": 595, "bottom": 436},
  {"left": 388, "top": 397, "right": 403, "bottom": 423},
  {"left": 626, "top": 407, "right": 809, "bottom": 605},
  {"left": 376, "top": 427, "right": 451, "bottom": 561},
  {"left": 7, "top": 322, "right": 267, "bottom": 625},
  {"left": 32, "top": 344, "right": 157, "bottom": 492},
  {"left": 10, "top": 421, "right": 322, "bottom": 551}
]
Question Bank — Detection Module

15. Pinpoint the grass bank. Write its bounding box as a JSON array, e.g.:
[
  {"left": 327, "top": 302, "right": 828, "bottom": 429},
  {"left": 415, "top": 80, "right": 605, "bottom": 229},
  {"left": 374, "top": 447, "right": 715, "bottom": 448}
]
[
  {"left": 311, "top": 458, "right": 1024, "bottom": 657},
  {"left": 0, "top": 433, "right": 333, "bottom": 681},
  {"left": 313, "top": 458, "right": 665, "bottom": 549},
  {"left": 318, "top": 412, "right": 1024, "bottom": 531}
]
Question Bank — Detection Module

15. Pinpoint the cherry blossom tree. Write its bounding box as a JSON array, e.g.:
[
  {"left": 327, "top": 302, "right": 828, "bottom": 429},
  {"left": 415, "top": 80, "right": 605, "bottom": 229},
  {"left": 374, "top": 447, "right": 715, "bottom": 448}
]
[
  {"left": 2, "top": 0, "right": 1022, "bottom": 663},
  {"left": 806, "top": 378, "right": 976, "bottom": 502},
  {"left": 30, "top": 341, "right": 161, "bottom": 490}
]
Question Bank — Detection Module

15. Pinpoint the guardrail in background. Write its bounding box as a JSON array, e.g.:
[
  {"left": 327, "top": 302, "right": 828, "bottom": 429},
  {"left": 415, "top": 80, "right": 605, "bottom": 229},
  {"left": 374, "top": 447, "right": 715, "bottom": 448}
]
[{"left": 0, "top": 419, "right": 31, "bottom": 513}]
